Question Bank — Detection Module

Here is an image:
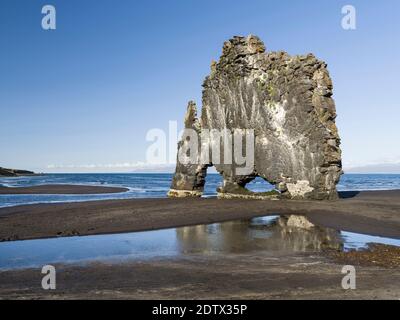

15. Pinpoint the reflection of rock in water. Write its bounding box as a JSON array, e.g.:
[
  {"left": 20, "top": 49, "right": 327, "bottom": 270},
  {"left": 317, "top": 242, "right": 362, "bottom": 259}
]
[
  {"left": 277, "top": 215, "right": 343, "bottom": 252},
  {"left": 175, "top": 215, "right": 343, "bottom": 254},
  {"left": 176, "top": 222, "right": 247, "bottom": 254}
]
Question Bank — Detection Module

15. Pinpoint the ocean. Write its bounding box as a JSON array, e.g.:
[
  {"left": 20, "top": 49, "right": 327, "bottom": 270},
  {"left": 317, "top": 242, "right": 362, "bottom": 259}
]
[{"left": 0, "top": 173, "right": 400, "bottom": 208}]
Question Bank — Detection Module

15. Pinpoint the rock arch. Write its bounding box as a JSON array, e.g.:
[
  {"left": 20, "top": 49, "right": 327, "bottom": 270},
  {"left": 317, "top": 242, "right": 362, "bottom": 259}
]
[{"left": 168, "top": 35, "right": 342, "bottom": 200}]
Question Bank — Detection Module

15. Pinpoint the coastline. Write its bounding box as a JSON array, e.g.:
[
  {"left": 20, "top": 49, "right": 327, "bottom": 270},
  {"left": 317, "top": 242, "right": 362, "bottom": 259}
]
[
  {"left": 0, "top": 184, "right": 129, "bottom": 195},
  {"left": 1, "top": 189, "right": 399, "bottom": 300},
  {"left": 0, "top": 190, "right": 399, "bottom": 241}
]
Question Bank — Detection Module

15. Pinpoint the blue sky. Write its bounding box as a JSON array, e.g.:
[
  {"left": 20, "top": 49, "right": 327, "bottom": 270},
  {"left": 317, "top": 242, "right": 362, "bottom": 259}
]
[{"left": 1, "top": 0, "right": 399, "bottom": 172}]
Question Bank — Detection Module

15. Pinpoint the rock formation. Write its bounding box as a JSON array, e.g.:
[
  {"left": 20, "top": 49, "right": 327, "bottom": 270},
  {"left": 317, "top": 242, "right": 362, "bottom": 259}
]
[
  {"left": 0, "top": 167, "right": 35, "bottom": 177},
  {"left": 169, "top": 35, "right": 342, "bottom": 200}
]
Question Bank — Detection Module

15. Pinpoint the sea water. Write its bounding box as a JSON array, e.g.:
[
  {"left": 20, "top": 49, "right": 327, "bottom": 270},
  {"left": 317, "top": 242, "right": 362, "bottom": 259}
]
[
  {"left": 1, "top": 215, "right": 399, "bottom": 270},
  {"left": 0, "top": 173, "right": 400, "bottom": 208}
]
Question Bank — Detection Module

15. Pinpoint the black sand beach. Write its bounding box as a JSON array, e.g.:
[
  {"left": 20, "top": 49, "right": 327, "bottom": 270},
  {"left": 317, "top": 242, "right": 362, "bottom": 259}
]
[
  {"left": 0, "top": 189, "right": 399, "bottom": 300},
  {"left": 1, "top": 250, "right": 399, "bottom": 300},
  {"left": 0, "top": 190, "right": 399, "bottom": 241}
]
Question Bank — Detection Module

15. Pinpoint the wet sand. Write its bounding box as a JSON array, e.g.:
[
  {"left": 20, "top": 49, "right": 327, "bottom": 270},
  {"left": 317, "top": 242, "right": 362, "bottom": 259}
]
[
  {"left": 1, "top": 251, "right": 399, "bottom": 300},
  {"left": 0, "top": 190, "right": 399, "bottom": 241},
  {"left": 0, "top": 184, "right": 129, "bottom": 195},
  {"left": 0, "top": 190, "right": 399, "bottom": 299}
]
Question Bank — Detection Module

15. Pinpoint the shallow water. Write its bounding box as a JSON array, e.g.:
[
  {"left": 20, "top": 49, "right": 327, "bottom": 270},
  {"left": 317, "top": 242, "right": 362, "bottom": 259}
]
[
  {"left": 1, "top": 173, "right": 400, "bottom": 208},
  {"left": 1, "top": 215, "right": 399, "bottom": 270}
]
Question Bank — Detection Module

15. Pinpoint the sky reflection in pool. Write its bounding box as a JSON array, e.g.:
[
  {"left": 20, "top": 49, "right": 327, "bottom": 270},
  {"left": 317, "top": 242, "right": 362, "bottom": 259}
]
[{"left": 0, "top": 215, "right": 399, "bottom": 270}]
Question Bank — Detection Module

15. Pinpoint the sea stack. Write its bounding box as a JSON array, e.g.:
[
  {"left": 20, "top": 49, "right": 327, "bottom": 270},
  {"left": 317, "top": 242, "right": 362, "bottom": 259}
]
[{"left": 169, "top": 35, "right": 342, "bottom": 200}]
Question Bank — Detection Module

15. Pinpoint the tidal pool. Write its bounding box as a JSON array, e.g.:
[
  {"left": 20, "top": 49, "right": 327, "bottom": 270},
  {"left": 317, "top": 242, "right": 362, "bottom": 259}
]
[{"left": 0, "top": 215, "right": 399, "bottom": 270}]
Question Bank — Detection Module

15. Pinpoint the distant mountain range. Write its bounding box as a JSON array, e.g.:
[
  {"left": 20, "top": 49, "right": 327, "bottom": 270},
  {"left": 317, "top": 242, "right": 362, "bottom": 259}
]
[
  {"left": 133, "top": 163, "right": 400, "bottom": 174},
  {"left": 131, "top": 163, "right": 400, "bottom": 174},
  {"left": 5, "top": 163, "right": 400, "bottom": 175},
  {"left": 129, "top": 163, "right": 400, "bottom": 174},
  {"left": 345, "top": 163, "right": 400, "bottom": 174}
]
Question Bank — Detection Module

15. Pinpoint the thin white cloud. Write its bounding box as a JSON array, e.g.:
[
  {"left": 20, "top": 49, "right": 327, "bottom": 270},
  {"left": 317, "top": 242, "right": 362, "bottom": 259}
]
[
  {"left": 46, "top": 162, "right": 176, "bottom": 172},
  {"left": 343, "top": 155, "right": 400, "bottom": 170}
]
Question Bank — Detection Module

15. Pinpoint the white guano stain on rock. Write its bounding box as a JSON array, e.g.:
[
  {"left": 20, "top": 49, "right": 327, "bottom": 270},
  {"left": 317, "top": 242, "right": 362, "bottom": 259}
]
[{"left": 286, "top": 180, "right": 314, "bottom": 198}]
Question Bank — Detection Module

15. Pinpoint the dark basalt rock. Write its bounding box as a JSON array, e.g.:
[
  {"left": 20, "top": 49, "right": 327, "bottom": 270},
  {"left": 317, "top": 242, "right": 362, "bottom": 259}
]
[
  {"left": 169, "top": 35, "right": 342, "bottom": 200},
  {"left": 0, "top": 167, "right": 35, "bottom": 177}
]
